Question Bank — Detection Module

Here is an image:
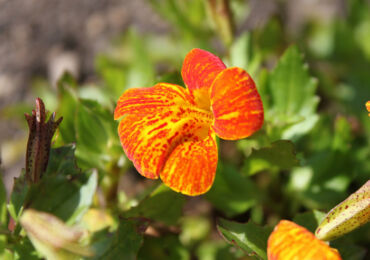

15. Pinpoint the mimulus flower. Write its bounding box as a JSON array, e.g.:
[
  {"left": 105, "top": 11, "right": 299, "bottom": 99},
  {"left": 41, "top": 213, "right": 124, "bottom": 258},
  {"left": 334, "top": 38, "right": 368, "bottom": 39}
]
[
  {"left": 114, "top": 48, "right": 264, "bottom": 195},
  {"left": 267, "top": 220, "right": 341, "bottom": 260}
]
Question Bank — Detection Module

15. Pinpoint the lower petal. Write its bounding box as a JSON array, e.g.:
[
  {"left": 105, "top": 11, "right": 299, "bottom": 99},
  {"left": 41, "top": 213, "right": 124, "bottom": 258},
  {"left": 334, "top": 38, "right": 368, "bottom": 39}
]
[
  {"left": 210, "top": 67, "right": 264, "bottom": 140},
  {"left": 267, "top": 220, "right": 342, "bottom": 260},
  {"left": 118, "top": 109, "right": 212, "bottom": 179},
  {"left": 160, "top": 131, "right": 218, "bottom": 196}
]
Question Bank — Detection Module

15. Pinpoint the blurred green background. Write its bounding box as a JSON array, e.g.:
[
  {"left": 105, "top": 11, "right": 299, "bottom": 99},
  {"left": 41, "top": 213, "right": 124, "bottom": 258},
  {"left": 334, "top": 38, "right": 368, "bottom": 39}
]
[{"left": 0, "top": 0, "right": 369, "bottom": 259}]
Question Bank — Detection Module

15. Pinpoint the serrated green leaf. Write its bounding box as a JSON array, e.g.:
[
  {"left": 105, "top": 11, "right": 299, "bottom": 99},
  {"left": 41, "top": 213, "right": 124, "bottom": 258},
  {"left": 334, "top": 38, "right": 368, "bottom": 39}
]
[
  {"left": 243, "top": 140, "right": 299, "bottom": 175},
  {"left": 74, "top": 98, "right": 119, "bottom": 170},
  {"left": 206, "top": 163, "right": 259, "bottom": 217},
  {"left": 91, "top": 219, "right": 146, "bottom": 260},
  {"left": 29, "top": 169, "right": 97, "bottom": 223},
  {"left": 315, "top": 180, "right": 370, "bottom": 241},
  {"left": 27, "top": 146, "right": 97, "bottom": 223},
  {"left": 125, "top": 184, "right": 185, "bottom": 225},
  {"left": 217, "top": 219, "right": 272, "bottom": 260},
  {"left": 267, "top": 45, "right": 319, "bottom": 140},
  {"left": 44, "top": 144, "right": 79, "bottom": 176}
]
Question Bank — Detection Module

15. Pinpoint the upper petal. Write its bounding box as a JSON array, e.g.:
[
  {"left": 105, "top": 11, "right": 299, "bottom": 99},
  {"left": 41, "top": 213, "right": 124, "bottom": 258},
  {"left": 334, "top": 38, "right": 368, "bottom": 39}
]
[
  {"left": 210, "top": 67, "right": 264, "bottom": 140},
  {"left": 114, "top": 83, "right": 195, "bottom": 119},
  {"left": 267, "top": 220, "right": 342, "bottom": 260},
  {"left": 182, "top": 48, "right": 226, "bottom": 110},
  {"left": 160, "top": 131, "right": 218, "bottom": 196},
  {"left": 115, "top": 83, "right": 213, "bottom": 179}
]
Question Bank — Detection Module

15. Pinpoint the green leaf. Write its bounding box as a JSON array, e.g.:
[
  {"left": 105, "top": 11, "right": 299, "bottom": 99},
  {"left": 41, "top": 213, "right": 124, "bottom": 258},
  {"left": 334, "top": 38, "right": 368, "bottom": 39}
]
[
  {"left": 243, "top": 140, "right": 300, "bottom": 175},
  {"left": 44, "top": 144, "right": 79, "bottom": 176},
  {"left": 0, "top": 173, "right": 7, "bottom": 228},
  {"left": 57, "top": 83, "right": 78, "bottom": 144},
  {"left": 196, "top": 241, "right": 240, "bottom": 260},
  {"left": 293, "top": 210, "right": 326, "bottom": 233},
  {"left": 11, "top": 237, "right": 40, "bottom": 260},
  {"left": 217, "top": 219, "right": 272, "bottom": 260},
  {"left": 95, "top": 55, "right": 127, "bottom": 98},
  {"left": 91, "top": 219, "right": 146, "bottom": 260},
  {"left": 138, "top": 235, "right": 190, "bottom": 260},
  {"left": 206, "top": 163, "right": 260, "bottom": 217},
  {"left": 8, "top": 170, "right": 28, "bottom": 222},
  {"left": 148, "top": 0, "right": 206, "bottom": 37},
  {"left": 29, "top": 170, "right": 97, "bottom": 223},
  {"left": 266, "top": 45, "right": 319, "bottom": 140},
  {"left": 76, "top": 99, "right": 108, "bottom": 155},
  {"left": 331, "top": 241, "right": 367, "bottom": 260},
  {"left": 125, "top": 184, "right": 185, "bottom": 225},
  {"left": 315, "top": 180, "right": 370, "bottom": 241},
  {"left": 229, "top": 32, "right": 261, "bottom": 76},
  {"left": 125, "top": 29, "right": 155, "bottom": 88},
  {"left": 28, "top": 146, "right": 97, "bottom": 223},
  {"left": 180, "top": 216, "right": 211, "bottom": 246},
  {"left": 74, "top": 98, "right": 119, "bottom": 170}
]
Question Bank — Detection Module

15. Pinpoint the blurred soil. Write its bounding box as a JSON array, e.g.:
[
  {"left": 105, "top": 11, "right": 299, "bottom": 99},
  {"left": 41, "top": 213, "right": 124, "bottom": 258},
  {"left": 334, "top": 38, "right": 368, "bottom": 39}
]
[{"left": 0, "top": 0, "right": 168, "bottom": 191}]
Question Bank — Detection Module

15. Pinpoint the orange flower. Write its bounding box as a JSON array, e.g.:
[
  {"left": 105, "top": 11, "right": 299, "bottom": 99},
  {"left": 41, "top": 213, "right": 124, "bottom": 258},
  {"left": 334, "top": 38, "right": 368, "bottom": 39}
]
[
  {"left": 114, "top": 48, "right": 264, "bottom": 195},
  {"left": 267, "top": 220, "right": 342, "bottom": 260},
  {"left": 366, "top": 101, "right": 370, "bottom": 116}
]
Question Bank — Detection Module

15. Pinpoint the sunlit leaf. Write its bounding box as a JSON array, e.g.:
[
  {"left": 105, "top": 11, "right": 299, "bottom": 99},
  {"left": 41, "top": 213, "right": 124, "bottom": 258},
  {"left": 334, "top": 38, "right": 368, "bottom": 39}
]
[
  {"left": 243, "top": 140, "right": 299, "bottom": 175},
  {"left": 27, "top": 146, "right": 98, "bottom": 223},
  {"left": 266, "top": 45, "right": 319, "bottom": 140},
  {"left": 217, "top": 219, "right": 271, "bottom": 260},
  {"left": 8, "top": 170, "right": 28, "bottom": 222}
]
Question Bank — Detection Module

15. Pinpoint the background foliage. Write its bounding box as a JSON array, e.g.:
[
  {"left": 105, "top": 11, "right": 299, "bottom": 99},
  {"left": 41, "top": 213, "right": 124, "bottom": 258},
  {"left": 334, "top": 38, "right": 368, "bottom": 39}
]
[{"left": 0, "top": 0, "right": 369, "bottom": 259}]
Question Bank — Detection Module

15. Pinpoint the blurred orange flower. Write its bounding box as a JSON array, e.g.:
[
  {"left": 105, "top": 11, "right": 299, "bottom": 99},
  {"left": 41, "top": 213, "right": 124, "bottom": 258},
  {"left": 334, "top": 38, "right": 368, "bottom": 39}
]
[
  {"left": 366, "top": 101, "right": 370, "bottom": 116},
  {"left": 114, "top": 48, "right": 263, "bottom": 195},
  {"left": 267, "top": 220, "right": 342, "bottom": 260}
]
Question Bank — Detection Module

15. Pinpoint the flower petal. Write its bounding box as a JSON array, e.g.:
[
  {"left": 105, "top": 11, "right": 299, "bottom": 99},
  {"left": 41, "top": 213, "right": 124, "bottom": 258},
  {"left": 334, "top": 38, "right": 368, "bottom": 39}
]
[
  {"left": 160, "top": 131, "right": 218, "bottom": 196},
  {"left": 268, "top": 220, "right": 342, "bottom": 260},
  {"left": 182, "top": 48, "right": 226, "bottom": 110},
  {"left": 210, "top": 67, "right": 264, "bottom": 140},
  {"left": 114, "top": 83, "right": 195, "bottom": 119},
  {"left": 115, "top": 84, "right": 213, "bottom": 179}
]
